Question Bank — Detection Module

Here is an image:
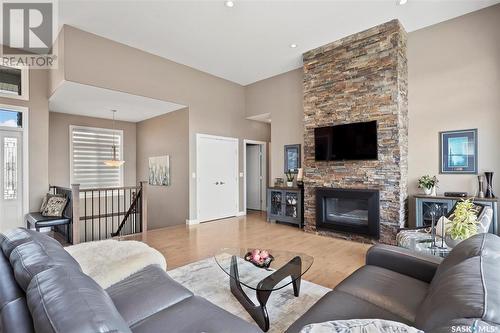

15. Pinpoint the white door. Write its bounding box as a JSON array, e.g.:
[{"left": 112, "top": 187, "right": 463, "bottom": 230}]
[
  {"left": 197, "top": 135, "right": 238, "bottom": 222},
  {"left": 0, "top": 130, "right": 23, "bottom": 232},
  {"left": 246, "top": 144, "right": 262, "bottom": 210}
]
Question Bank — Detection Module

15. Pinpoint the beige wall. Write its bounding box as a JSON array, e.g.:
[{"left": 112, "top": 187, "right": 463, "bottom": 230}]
[
  {"left": 408, "top": 4, "right": 500, "bottom": 199},
  {"left": 245, "top": 4, "right": 500, "bottom": 226},
  {"left": 136, "top": 108, "right": 189, "bottom": 229},
  {"left": 245, "top": 69, "right": 304, "bottom": 184},
  {"left": 0, "top": 68, "right": 49, "bottom": 212},
  {"left": 50, "top": 25, "right": 270, "bottom": 221},
  {"left": 48, "top": 112, "right": 137, "bottom": 187}
]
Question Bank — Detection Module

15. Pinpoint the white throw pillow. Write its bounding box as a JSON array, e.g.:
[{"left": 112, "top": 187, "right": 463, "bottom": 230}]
[{"left": 300, "top": 319, "right": 423, "bottom": 333}]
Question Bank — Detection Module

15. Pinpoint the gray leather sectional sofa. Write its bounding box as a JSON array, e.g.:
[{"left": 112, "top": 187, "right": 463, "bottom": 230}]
[
  {"left": 287, "top": 233, "right": 500, "bottom": 333},
  {"left": 0, "top": 228, "right": 261, "bottom": 333}
]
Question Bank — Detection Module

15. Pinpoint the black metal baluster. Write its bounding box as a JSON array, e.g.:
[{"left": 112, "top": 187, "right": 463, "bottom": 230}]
[
  {"left": 139, "top": 189, "right": 142, "bottom": 233},
  {"left": 111, "top": 189, "right": 114, "bottom": 235},
  {"left": 84, "top": 191, "right": 87, "bottom": 242},
  {"left": 130, "top": 188, "right": 133, "bottom": 234},
  {"left": 91, "top": 190, "right": 94, "bottom": 241},
  {"left": 105, "top": 189, "right": 108, "bottom": 238},
  {"left": 98, "top": 190, "right": 101, "bottom": 240},
  {"left": 123, "top": 189, "right": 126, "bottom": 235},
  {"left": 117, "top": 189, "right": 120, "bottom": 237}
]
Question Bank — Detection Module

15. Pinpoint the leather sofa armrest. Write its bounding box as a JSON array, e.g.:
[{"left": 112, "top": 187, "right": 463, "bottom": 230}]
[{"left": 366, "top": 244, "right": 443, "bottom": 283}]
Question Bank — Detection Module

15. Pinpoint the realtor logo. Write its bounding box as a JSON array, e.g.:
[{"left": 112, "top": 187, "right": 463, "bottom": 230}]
[
  {"left": 3, "top": 2, "right": 53, "bottom": 54},
  {"left": 1, "top": 1, "right": 57, "bottom": 68}
]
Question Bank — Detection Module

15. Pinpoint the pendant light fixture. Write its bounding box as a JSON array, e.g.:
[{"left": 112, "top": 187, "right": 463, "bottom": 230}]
[{"left": 104, "top": 110, "right": 125, "bottom": 167}]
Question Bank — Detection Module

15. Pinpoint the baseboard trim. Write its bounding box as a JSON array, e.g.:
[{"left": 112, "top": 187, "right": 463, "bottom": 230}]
[
  {"left": 236, "top": 211, "right": 246, "bottom": 217},
  {"left": 186, "top": 219, "right": 199, "bottom": 225}
]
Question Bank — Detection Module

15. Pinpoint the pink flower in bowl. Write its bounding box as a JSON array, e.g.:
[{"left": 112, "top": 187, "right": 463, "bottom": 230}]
[
  {"left": 251, "top": 249, "right": 260, "bottom": 256},
  {"left": 260, "top": 250, "right": 269, "bottom": 259}
]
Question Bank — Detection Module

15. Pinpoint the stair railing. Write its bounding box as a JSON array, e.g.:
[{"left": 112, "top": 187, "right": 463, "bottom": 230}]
[{"left": 70, "top": 181, "right": 148, "bottom": 244}]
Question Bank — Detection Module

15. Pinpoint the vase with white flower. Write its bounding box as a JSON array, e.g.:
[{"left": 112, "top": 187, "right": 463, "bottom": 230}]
[
  {"left": 285, "top": 171, "right": 295, "bottom": 187},
  {"left": 418, "top": 175, "right": 439, "bottom": 196}
]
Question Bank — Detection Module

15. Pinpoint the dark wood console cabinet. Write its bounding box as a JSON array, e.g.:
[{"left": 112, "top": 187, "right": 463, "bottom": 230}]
[{"left": 266, "top": 187, "right": 303, "bottom": 228}]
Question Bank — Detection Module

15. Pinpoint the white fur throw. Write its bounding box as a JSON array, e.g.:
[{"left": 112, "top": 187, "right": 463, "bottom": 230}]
[{"left": 66, "top": 239, "right": 166, "bottom": 289}]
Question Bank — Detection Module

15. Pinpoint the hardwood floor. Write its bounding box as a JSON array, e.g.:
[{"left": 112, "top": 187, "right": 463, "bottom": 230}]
[{"left": 126, "top": 211, "right": 371, "bottom": 289}]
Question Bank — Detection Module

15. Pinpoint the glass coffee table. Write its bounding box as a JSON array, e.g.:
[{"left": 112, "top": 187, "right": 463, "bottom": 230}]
[{"left": 214, "top": 248, "right": 313, "bottom": 332}]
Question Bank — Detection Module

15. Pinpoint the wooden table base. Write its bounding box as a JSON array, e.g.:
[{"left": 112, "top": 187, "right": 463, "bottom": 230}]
[{"left": 229, "top": 255, "right": 302, "bottom": 332}]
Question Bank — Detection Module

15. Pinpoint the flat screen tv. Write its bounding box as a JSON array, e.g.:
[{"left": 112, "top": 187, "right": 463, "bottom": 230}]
[{"left": 314, "top": 121, "right": 378, "bottom": 161}]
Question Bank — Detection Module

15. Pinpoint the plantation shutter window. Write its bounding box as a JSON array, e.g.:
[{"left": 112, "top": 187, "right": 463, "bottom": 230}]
[{"left": 70, "top": 126, "right": 124, "bottom": 189}]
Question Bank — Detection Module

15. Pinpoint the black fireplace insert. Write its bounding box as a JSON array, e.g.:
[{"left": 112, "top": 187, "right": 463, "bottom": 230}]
[{"left": 316, "top": 187, "right": 380, "bottom": 238}]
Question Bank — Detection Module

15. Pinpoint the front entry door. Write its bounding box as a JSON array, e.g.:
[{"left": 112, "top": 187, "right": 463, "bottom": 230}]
[
  {"left": 0, "top": 130, "right": 23, "bottom": 232},
  {"left": 197, "top": 135, "right": 238, "bottom": 222}
]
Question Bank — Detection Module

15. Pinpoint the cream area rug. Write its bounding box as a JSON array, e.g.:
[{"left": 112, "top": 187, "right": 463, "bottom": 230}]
[
  {"left": 66, "top": 239, "right": 166, "bottom": 289},
  {"left": 168, "top": 257, "right": 331, "bottom": 333}
]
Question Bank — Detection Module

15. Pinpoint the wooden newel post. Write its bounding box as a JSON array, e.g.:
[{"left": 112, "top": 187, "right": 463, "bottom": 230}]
[
  {"left": 140, "top": 181, "right": 148, "bottom": 235},
  {"left": 71, "top": 184, "right": 80, "bottom": 244}
]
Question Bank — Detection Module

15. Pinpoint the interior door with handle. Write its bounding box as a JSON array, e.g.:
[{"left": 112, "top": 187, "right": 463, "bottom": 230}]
[{"left": 197, "top": 135, "right": 238, "bottom": 222}]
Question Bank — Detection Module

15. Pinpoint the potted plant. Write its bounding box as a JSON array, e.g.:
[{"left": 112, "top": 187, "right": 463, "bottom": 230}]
[
  {"left": 445, "top": 199, "right": 480, "bottom": 248},
  {"left": 285, "top": 171, "right": 295, "bottom": 187},
  {"left": 418, "top": 175, "right": 439, "bottom": 196}
]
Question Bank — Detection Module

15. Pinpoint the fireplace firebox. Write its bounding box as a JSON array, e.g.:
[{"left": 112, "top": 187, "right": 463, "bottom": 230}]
[{"left": 316, "top": 188, "right": 380, "bottom": 238}]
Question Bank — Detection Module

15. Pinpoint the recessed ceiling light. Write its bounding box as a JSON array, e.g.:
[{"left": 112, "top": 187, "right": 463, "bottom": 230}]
[
  {"left": 398, "top": 0, "right": 408, "bottom": 5},
  {"left": 224, "top": 1, "right": 234, "bottom": 7},
  {"left": 290, "top": 44, "right": 297, "bottom": 48}
]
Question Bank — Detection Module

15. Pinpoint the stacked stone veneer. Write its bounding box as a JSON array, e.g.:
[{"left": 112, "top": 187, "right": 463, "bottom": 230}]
[{"left": 302, "top": 20, "right": 408, "bottom": 244}]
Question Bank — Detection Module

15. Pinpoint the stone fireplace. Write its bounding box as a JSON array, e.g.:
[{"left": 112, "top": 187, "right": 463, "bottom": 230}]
[{"left": 302, "top": 20, "right": 408, "bottom": 244}]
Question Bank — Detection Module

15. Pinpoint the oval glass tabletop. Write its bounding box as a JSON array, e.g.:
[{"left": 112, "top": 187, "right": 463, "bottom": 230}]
[{"left": 214, "top": 248, "right": 314, "bottom": 291}]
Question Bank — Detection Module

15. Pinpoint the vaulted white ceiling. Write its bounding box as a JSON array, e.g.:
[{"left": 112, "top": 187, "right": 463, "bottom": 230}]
[{"left": 59, "top": 0, "right": 499, "bottom": 85}]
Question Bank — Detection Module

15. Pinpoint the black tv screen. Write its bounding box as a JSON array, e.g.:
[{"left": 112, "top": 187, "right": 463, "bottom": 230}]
[{"left": 314, "top": 121, "right": 378, "bottom": 161}]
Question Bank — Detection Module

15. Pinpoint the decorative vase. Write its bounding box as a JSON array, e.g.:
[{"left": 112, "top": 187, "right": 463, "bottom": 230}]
[
  {"left": 477, "top": 175, "right": 485, "bottom": 198},
  {"left": 445, "top": 235, "right": 463, "bottom": 248},
  {"left": 431, "top": 186, "right": 437, "bottom": 196},
  {"left": 424, "top": 187, "right": 432, "bottom": 195},
  {"left": 286, "top": 181, "right": 293, "bottom": 187},
  {"left": 485, "top": 172, "right": 495, "bottom": 198}
]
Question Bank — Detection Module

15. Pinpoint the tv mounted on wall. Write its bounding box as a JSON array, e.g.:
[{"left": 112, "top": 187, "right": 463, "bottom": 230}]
[{"left": 314, "top": 121, "right": 378, "bottom": 161}]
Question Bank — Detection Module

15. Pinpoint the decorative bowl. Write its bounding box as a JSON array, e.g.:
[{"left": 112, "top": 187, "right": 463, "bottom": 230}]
[{"left": 244, "top": 249, "right": 274, "bottom": 269}]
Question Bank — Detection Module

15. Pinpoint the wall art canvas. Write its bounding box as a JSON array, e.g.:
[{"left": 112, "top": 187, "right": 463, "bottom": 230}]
[
  {"left": 149, "top": 155, "right": 170, "bottom": 186},
  {"left": 440, "top": 129, "right": 477, "bottom": 174},
  {"left": 284, "top": 144, "right": 301, "bottom": 173}
]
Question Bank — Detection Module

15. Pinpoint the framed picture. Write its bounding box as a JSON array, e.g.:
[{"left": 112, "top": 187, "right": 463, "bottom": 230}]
[
  {"left": 149, "top": 155, "right": 170, "bottom": 186},
  {"left": 284, "top": 144, "right": 301, "bottom": 173},
  {"left": 439, "top": 129, "right": 477, "bottom": 174}
]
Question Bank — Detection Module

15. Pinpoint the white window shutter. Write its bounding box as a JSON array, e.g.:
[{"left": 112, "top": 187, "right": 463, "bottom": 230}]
[{"left": 70, "top": 126, "right": 124, "bottom": 189}]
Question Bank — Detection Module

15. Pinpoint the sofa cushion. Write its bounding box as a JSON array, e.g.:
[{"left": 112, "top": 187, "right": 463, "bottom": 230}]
[
  {"left": 299, "top": 319, "right": 422, "bottom": 333},
  {"left": 0, "top": 228, "right": 32, "bottom": 258},
  {"left": 335, "top": 265, "right": 429, "bottom": 323},
  {"left": 25, "top": 228, "right": 62, "bottom": 248},
  {"left": 416, "top": 233, "right": 500, "bottom": 331},
  {"left": 131, "top": 295, "right": 261, "bottom": 333},
  {"left": 0, "top": 297, "right": 35, "bottom": 333},
  {"left": 106, "top": 265, "right": 193, "bottom": 326},
  {"left": 27, "top": 266, "right": 132, "bottom": 333},
  {"left": 10, "top": 241, "right": 81, "bottom": 291},
  {"left": 286, "top": 290, "right": 409, "bottom": 333},
  {"left": 0, "top": 251, "right": 24, "bottom": 310}
]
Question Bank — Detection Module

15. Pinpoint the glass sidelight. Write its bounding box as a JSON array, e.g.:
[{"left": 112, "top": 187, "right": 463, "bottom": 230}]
[{"left": 3, "top": 137, "right": 18, "bottom": 200}]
